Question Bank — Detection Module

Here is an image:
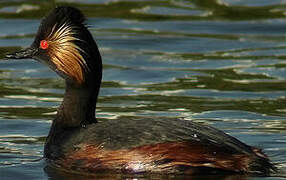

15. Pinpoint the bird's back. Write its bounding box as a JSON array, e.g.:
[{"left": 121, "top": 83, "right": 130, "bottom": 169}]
[{"left": 45, "top": 117, "right": 275, "bottom": 175}]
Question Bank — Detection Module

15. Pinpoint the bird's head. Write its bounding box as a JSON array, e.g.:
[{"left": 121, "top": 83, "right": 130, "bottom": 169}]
[{"left": 6, "top": 6, "right": 102, "bottom": 87}]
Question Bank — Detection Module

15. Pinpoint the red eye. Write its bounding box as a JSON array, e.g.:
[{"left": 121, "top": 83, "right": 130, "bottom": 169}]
[{"left": 40, "top": 40, "right": 49, "bottom": 49}]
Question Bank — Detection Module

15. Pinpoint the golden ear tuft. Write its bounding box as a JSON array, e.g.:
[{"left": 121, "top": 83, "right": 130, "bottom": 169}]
[{"left": 45, "top": 22, "right": 88, "bottom": 84}]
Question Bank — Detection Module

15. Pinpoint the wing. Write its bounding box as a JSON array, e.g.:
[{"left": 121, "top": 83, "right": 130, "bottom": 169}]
[
  {"left": 57, "top": 117, "right": 274, "bottom": 175},
  {"left": 79, "top": 117, "right": 254, "bottom": 155}
]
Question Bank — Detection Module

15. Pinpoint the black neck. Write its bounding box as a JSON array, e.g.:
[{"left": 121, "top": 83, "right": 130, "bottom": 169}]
[
  {"left": 55, "top": 81, "right": 100, "bottom": 127},
  {"left": 44, "top": 77, "right": 101, "bottom": 159}
]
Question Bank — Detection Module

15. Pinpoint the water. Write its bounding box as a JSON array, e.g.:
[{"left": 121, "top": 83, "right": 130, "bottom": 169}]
[{"left": 0, "top": 0, "right": 285, "bottom": 179}]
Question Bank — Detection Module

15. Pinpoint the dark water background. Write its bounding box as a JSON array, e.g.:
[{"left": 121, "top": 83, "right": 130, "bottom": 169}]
[{"left": 0, "top": 0, "right": 285, "bottom": 179}]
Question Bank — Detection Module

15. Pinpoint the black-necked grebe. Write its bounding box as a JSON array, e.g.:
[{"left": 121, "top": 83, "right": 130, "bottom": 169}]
[{"left": 5, "top": 6, "right": 276, "bottom": 176}]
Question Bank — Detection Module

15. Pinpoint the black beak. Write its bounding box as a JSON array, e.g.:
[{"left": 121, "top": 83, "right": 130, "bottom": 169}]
[{"left": 5, "top": 47, "right": 37, "bottom": 59}]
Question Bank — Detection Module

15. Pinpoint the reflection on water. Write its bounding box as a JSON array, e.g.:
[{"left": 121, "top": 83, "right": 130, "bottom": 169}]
[{"left": 0, "top": 0, "right": 285, "bottom": 179}]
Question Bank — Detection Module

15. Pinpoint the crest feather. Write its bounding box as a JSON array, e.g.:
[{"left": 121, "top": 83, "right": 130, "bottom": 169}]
[{"left": 35, "top": 6, "right": 89, "bottom": 85}]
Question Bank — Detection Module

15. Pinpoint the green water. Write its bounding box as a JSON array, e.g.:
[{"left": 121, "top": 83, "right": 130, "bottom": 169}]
[{"left": 0, "top": 0, "right": 285, "bottom": 179}]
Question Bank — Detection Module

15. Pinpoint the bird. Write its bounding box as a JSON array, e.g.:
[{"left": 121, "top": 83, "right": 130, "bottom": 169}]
[{"left": 5, "top": 6, "right": 276, "bottom": 176}]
